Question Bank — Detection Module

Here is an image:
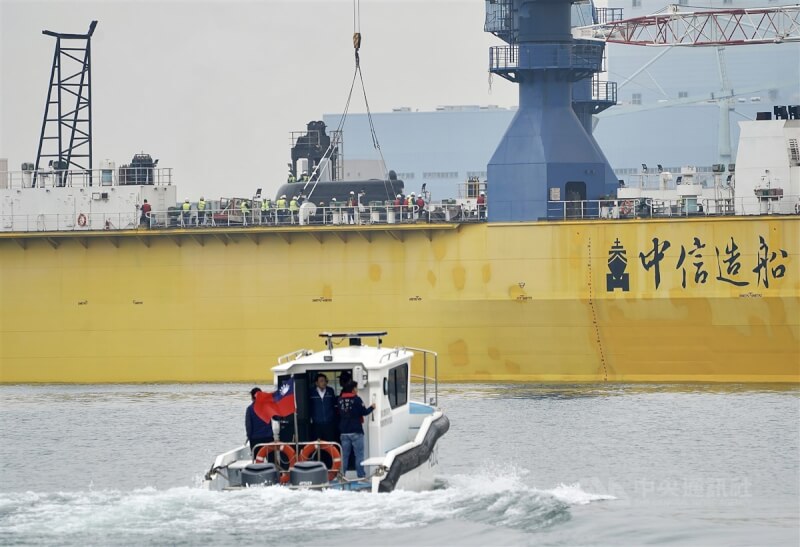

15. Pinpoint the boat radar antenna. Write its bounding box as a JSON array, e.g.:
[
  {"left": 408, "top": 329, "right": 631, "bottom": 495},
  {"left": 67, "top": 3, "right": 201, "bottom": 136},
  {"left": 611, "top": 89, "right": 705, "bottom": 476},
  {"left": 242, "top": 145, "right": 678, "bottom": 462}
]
[
  {"left": 34, "top": 21, "right": 98, "bottom": 188},
  {"left": 319, "top": 331, "right": 387, "bottom": 352}
]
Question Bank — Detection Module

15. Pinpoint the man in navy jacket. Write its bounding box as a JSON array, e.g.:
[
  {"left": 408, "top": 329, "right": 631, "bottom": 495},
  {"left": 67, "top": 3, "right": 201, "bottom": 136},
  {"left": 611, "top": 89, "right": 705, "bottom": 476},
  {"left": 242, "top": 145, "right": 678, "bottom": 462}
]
[
  {"left": 245, "top": 387, "right": 274, "bottom": 454},
  {"left": 337, "top": 381, "right": 375, "bottom": 478},
  {"left": 309, "top": 373, "right": 337, "bottom": 442}
]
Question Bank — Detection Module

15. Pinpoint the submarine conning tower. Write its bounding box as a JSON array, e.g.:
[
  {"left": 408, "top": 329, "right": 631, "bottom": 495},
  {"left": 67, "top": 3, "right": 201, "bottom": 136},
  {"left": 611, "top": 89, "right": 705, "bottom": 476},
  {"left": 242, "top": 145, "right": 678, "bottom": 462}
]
[{"left": 485, "top": 0, "right": 618, "bottom": 221}]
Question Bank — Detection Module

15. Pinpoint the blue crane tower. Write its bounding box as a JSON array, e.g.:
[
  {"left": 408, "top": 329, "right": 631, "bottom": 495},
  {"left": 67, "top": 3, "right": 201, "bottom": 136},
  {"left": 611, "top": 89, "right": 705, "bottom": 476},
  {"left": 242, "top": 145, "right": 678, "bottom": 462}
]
[{"left": 485, "top": 0, "right": 618, "bottom": 221}]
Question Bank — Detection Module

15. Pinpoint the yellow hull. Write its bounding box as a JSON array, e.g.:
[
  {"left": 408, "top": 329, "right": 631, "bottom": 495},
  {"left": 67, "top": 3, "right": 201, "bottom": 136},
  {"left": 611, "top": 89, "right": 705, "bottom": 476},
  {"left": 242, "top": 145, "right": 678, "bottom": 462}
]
[{"left": 1, "top": 217, "right": 798, "bottom": 383}]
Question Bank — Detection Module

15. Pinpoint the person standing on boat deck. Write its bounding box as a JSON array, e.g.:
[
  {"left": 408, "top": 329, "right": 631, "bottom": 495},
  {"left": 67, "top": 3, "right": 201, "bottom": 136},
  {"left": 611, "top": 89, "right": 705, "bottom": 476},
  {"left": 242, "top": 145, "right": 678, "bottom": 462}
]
[
  {"left": 240, "top": 199, "right": 250, "bottom": 226},
  {"left": 276, "top": 194, "right": 288, "bottom": 224},
  {"left": 416, "top": 194, "right": 426, "bottom": 222},
  {"left": 246, "top": 387, "right": 274, "bottom": 454},
  {"left": 338, "top": 370, "right": 352, "bottom": 391},
  {"left": 337, "top": 381, "right": 375, "bottom": 478},
  {"left": 477, "top": 192, "right": 486, "bottom": 220},
  {"left": 397, "top": 192, "right": 406, "bottom": 222},
  {"left": 357, "top": 189, "right": 367, "bottom": 224},
  {"left": 346, "top": 191, "right": 357, "bottom": 224},
  {"left": 261, "top": 196, "right": 272, "bottom": 225},
  {"left": 181, "top": 199, "right": 191, "bottom": 227},
  {"left": 140, "top": 199, "right": 151, "bottom": 227},
  {"left": 309, "top": 373, "right": 337, "bottom": 442},
  {"left": 288, "top": 196, "right": 300, "bottom": 224},
  {"left": 197, "top": 197, "right": 207, "bottom": 226}
]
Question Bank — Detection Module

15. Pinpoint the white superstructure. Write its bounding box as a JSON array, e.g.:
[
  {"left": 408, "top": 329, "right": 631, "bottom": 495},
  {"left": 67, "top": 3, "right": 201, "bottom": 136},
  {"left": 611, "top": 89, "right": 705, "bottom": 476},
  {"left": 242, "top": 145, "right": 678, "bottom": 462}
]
[
  {"left": 0, "top": 162, "right": 176, "bottom": 232},
  {"left": 734, "top": 118, "right": 800, "bottom": 215}
]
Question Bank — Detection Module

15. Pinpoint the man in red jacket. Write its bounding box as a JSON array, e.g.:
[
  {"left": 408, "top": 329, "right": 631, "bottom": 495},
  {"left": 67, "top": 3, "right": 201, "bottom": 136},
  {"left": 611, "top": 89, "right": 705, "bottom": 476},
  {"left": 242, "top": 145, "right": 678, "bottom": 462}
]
[
  {"left": 477, "top": 192, "right": 486, "bottom": 220},
  {"left": 416, "top": 195, "right": 426, "bottom": 222},
  {"left": 140, "top": 200, "right": 152, "bottom": 227}
]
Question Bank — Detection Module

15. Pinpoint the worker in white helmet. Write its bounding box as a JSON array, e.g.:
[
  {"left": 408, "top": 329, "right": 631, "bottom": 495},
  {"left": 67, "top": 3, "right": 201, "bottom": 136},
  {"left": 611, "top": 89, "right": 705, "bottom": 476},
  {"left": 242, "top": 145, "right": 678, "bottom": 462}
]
[
  {"left": 393, "top": 193, "right": 403, "bottom": 220},
  {"left": 240, "top": 198, "right": 250, "bottom": 226},
  {"left": 276, "top": 194, "right": 288, "bottom": 224},
  {"left": 346, "top": 191, "right": 357, "bottom": 224},
  {"left": 477, "top": 191, "right": 487, "bottom": 220},
  {"left": 405, "top": 193, "right": 415, "bottom": 220},
  {"left": 197, "top": 196, "right": 207, "bottom": 226},
  {"left": 181, "top": 198, "right": 191, "bottom": 227},
  {"left": 289, "top": 195, "right": 300, "bottom": 225}
]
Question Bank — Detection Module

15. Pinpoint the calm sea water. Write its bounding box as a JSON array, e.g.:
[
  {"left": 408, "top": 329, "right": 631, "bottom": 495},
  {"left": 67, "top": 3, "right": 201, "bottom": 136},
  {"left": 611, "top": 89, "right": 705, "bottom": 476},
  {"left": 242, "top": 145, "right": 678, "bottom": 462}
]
[{"left": 1, "top": 383, "right": 798, "bottom": 546}]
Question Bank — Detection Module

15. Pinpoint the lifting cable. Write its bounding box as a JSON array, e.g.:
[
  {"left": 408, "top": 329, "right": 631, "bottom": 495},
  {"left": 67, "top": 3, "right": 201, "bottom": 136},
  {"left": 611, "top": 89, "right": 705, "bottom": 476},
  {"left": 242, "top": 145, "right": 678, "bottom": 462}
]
[{"left": 305, "top": 0, "right": 392, "bottom": 201}]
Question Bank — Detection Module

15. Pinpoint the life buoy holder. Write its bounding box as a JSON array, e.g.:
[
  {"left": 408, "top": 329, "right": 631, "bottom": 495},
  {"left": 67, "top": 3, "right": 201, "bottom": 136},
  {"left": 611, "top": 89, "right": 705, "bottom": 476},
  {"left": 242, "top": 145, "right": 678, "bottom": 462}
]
[
  {"left": 620, "top": 200, "right": 634, "bottom": 216},
  {"left": 77, "top": 213, "right": 88, "bottom": 227},
  {"left": 299, "top": 442, "right": 342, "bottom": 481},
  {"left": 254, "top": 443, "right": 297, "bottom": 483}
]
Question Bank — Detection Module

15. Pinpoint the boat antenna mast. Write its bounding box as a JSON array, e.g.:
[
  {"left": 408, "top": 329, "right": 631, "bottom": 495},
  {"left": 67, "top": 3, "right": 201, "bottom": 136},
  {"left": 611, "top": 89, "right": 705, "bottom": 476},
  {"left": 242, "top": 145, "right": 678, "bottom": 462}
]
[{"left": 33, "top": 21, "right": 98, "bottom": 187}]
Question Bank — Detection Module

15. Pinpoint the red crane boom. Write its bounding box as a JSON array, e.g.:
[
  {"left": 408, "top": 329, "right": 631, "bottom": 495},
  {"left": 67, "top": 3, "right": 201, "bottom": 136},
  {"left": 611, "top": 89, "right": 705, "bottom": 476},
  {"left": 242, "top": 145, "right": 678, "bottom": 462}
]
[{"left": 588, "top": 4, "right": 800, "bottom": 46}]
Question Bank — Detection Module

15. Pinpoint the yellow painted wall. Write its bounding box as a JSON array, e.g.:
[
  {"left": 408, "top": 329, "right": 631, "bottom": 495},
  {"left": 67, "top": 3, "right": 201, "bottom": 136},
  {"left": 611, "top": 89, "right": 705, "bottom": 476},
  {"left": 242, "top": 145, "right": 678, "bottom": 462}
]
[{"left": 1, "top": 217, "right": 798, "bottom": 383}]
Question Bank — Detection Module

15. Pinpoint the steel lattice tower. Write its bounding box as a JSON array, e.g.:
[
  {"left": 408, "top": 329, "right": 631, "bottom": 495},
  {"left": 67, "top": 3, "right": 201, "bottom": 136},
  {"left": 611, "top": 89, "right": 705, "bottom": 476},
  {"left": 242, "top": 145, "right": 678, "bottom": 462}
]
[{"left": 34, "top": 21, "right": 97, "bottom": 187}]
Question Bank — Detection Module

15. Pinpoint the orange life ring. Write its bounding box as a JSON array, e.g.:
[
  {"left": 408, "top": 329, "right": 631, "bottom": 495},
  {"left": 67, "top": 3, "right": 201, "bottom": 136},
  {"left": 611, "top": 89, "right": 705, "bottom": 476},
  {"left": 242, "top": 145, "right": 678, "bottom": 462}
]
[
  {"left": 77, "top": 213, "right": 87, "bottom": 227},
  {"left": 299, "top": 442, "right": 342, "bottom": 481},
  {"left": 254, "top": 443, "right": 297, "bottom": 484}
]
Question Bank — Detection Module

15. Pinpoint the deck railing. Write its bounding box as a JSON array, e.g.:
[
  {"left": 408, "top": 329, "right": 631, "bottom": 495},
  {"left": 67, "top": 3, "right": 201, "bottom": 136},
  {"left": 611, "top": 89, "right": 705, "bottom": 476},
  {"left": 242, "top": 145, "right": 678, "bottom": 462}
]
[
  {"left": 0, "top": 203, "right": 486, "bottom": 233},
  {"left": 2, "top": 198, "right": 797, "bottom": 232},
  {"left": 546, "top": 195, "right": 800, "bottom": 221},
  {"left": 0, "top": 167, "right": 173, "bottom": 189},
  {"left": 148, "top": 204, "right": 484, "bottom": 229},
  {"left": 404, "top": 346, "right": 439, "bottom": 407},
  {"left": 0, "top": 211, "right": 139, "bottom": 232}
]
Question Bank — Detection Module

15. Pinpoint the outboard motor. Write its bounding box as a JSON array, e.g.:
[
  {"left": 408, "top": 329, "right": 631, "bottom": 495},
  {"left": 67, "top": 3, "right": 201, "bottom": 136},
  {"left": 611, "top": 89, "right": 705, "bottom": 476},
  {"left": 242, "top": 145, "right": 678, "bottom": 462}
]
[
  {"left": 289, "top": 461, "right": 328, "bottom": 487},
  {"left": 241, "top": 463, "right": 279, "bottom": 486}
]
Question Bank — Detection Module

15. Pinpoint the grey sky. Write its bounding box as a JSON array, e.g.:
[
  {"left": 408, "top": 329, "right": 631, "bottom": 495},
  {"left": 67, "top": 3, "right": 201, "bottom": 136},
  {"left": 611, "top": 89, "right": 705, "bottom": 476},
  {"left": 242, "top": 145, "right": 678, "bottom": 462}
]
[{"left": 1, "top": 0, "right": 512, "bottom": 199}]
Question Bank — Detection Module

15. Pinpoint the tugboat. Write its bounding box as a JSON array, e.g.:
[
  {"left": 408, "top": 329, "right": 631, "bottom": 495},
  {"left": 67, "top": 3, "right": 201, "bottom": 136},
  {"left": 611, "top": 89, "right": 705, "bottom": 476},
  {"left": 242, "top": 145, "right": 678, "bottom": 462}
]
[{"left": 204, "top": 332, "right": 449, "bottom": 493}]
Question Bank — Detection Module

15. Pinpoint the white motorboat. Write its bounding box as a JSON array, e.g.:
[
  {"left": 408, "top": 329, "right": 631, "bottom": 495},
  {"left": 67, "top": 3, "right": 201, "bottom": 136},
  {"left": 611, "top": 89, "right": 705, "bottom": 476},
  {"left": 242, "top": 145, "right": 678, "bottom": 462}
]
[{"left": 204, "top": 332, "right": 449, "bottom": 493}]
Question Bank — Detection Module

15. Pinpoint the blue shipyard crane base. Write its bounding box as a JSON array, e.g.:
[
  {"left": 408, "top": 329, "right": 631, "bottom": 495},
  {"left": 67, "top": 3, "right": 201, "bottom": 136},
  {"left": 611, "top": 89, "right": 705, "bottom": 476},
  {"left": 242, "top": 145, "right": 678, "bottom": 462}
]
[{"left": 485, "top": 0, "right": 618, "bottom": 221}]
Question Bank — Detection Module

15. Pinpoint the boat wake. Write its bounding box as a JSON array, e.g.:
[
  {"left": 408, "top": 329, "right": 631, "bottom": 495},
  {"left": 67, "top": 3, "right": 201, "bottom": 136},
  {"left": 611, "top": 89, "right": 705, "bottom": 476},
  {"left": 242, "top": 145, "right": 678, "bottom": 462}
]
[{"left": 0, "top": 470, "right": 614, "bottom": 545}]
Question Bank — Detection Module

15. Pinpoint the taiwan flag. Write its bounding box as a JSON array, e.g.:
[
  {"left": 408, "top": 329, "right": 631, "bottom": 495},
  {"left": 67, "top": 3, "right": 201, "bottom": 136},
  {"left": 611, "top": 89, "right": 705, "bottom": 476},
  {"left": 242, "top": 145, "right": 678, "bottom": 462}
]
[{"left": 254, "top": 379, "right": 296, "bottom": 422}]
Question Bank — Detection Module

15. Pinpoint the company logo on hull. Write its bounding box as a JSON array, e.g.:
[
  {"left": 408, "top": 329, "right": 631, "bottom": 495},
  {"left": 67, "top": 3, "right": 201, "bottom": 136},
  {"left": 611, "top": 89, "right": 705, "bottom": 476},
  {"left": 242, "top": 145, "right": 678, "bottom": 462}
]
[
  {"left": 607, "top": 238, "right": 630, "bottom": 292},
  {"left": 607, "top": 235, "right": 789, "bottom": 292}
]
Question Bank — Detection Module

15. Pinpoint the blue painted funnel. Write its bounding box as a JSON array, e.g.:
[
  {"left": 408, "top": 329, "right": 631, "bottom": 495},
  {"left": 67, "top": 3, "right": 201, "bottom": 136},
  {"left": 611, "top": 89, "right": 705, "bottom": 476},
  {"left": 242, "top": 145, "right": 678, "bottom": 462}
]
[{"left": 485, "top": 0, "right": 618, "bottom": 221}]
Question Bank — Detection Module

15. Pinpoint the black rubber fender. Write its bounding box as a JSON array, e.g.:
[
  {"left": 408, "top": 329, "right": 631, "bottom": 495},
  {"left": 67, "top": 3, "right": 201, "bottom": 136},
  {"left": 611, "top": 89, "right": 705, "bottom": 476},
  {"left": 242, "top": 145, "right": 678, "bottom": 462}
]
[{"left": 378, "top": 414, "right": 450, "bottom": 493}]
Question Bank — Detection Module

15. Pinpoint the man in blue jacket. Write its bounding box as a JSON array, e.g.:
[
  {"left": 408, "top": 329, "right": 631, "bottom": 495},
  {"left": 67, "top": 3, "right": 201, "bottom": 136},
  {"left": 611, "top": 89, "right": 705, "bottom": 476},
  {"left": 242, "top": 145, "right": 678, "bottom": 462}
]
[
  {"left": 245, "top": 387, "right": 274, "bottom": 454},
  {"left": 309, "top": 373, "right": 337, "bottom": 442},
  {"left": 337, "top": 381, "right": 375, "bottom": 478}
]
